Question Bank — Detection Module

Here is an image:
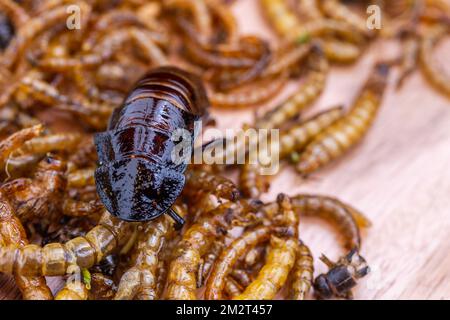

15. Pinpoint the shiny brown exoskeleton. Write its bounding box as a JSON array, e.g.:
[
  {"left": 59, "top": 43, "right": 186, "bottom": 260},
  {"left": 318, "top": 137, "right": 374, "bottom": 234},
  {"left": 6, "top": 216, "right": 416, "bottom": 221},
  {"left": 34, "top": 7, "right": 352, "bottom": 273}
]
[
  {"left": 313, "top": 249, "right": 370, "bottom": 300},
  {"left": 94, "top": 67, "right": 209, "bottom": 224}
]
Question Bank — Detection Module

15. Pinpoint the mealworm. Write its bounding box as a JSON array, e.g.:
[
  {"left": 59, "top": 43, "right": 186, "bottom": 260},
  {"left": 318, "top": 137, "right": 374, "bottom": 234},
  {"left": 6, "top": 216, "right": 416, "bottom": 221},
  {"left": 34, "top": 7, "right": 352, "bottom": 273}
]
[{"left": 295, "top": 63, "right": 390, "bottom": 175}]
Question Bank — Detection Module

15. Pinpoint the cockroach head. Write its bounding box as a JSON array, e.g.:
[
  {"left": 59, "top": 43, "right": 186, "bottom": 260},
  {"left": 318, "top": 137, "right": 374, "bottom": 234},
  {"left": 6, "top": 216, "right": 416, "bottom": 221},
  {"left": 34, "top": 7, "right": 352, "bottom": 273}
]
[{"left": 95, "top": 158, "right": 185, "bottom": 222}]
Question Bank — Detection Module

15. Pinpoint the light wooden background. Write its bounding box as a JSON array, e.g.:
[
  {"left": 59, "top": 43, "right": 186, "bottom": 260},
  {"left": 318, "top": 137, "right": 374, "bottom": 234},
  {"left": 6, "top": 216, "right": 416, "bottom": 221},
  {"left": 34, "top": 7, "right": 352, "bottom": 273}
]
[{"left": 1, "top": 0, "right": 449, "bottom": 299}]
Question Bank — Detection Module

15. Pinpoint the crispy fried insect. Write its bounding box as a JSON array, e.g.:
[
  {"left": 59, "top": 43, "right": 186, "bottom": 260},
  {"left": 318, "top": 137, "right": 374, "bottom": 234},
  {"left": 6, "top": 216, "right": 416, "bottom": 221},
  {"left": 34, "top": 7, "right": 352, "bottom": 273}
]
[
  {"left": 95, "top": 67, "right": 209, "bottom": 223},
  {"left": 255, "top": 45, "right": 328, "bottom": 129},
  {"left": 184, "top": 169, "right": 241, "bottom": 202},
  {"left": 166, "top": 0, "right": 213, "bottom": 44},
  {"left": 114, "top": 211, "right": 179, "bottom": 300},
  {"left": 88, "top": 273, "right": 116, "bottom": 300},
  {"left": 320, "top": 0, "right": 374, "bottom": 37},
  {"left": 260, "top": 0, "right": 363, "bottom": 44},
  {"left": 0, "top": 191, "right": 52, "bottom": 300},
  {"left": 296, "top": 0, "right": 322, "bottom": 21},
  {"left": 0, "top": 0, "right": 29, "bottom": 29},
  {"left": 0, "top": 124, "right": 43, "bottom": 168},
  {"left": 2, "top": 3, "right": 89, "bottom": 69},
  {"left": 224, "top": 276, "right": 243, "bottom": 297},
  {"left": 1, "top": 155, "right": 67, "bottom": 222},
  {"left": 295, "top": 63, "right": 390, "bottom": 175},
  {"left": 314, "top": 249, "right": 369, "bottom": 299},
  {"left": 280, "top": 106, "right": 344, "bottom": 158},
  {"left": 166, "top": 200, "right": 261, "bottom": 300},
  {"left": 55, "top": 267, "right": 89, "bottom": 300},
  {"left": 17, "top": 133, "right": 82, "bottom": 156},
  {"left": 208, "top": 72, "right": 288, "bottom": 108},
  {"left": 67, "top": 168, "right": 95, "bottom": 189},
  {"left": 62, "top": 198, "right": 103, "bottom": 218},
  {"left": 0, "top": 212, "right": 129, "bottom": 276},
  {"left": 290, "top": 241, "right": 314, "bottom": 300},
  {"left": 239, "top": 106, "right": 344, "bottom": 198},
  {"left": 320, "top": 38, "right": 362, "bottom": 64},
  {"left": 262, "top": 42, "right": 312, "bottom": 77},
  {"left": 233, "top": 236, "right": 298, "bottom": 300},
  {"left": 419, "top": 26, "right": 450, "bottom": 98},
  {"left": 291, "top": 194, "right": 371, "bottom": 249},
  {"left": 204, "top": 226, "right": 271, "bottom": 300}
]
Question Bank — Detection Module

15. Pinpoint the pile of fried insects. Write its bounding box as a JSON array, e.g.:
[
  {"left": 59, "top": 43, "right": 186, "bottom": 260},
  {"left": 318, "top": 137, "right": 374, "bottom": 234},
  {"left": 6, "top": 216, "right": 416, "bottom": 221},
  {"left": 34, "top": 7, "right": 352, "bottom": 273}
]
[{"left": 0, "top": 0, "right": 449, "bottom": 300}]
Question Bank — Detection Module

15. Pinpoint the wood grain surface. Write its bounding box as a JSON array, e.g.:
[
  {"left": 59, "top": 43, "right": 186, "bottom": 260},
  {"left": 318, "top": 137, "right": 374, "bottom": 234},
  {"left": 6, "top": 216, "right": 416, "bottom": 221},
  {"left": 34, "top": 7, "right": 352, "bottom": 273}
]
[{"left": 1, "top": 0, "right": 449, "bottom": 300}]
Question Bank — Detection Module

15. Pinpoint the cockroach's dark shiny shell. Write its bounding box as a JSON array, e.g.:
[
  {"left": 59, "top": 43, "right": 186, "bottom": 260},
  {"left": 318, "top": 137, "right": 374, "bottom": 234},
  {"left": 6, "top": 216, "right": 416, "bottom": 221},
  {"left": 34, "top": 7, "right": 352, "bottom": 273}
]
[{"left": 94, "top": 66, "right": 209, "bottom": 222}]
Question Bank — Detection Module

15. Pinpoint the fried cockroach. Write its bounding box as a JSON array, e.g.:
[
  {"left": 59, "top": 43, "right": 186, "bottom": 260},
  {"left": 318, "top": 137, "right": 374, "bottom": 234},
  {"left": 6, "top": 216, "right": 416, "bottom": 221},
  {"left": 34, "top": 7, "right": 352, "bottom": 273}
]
[
  {"left": 295, "top": 63, "right": 390, "bottom": 175},
  {"left": 94, "top": 67, "right": 209, "bottom": 223},
  {"left": 204, "top": 226, "right": 271, "bottom": 300},
  {"left": 0, "top": 191, "right": 52, "bottom": 300},
  {"left": 255, "top": 45, "right": 328, "bottom": 129},
  {"left": 0, "top": 212, "right": 129, "bottom": 276},
  {"left": 166, "top": 200, "right": 261, "bottom": 300},
  {"left": 314, "top": 249, "right": 370, "bottom": 299},
  {"left": 290, "top": 241, "right": 314, "bottom": 300},
  {"left": 233, "top": 236, "right": 298, "bottom": 300}
]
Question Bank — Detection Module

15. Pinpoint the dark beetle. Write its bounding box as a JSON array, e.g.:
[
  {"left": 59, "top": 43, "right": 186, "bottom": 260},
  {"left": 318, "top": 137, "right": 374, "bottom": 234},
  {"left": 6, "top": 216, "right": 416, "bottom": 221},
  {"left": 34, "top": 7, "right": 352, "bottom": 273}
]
[
  {"left": 313, "top": 249, "right": 370, "bottom": 299},
  {"left": 94, "top": 66, "right": 209, "bottom": 225}
]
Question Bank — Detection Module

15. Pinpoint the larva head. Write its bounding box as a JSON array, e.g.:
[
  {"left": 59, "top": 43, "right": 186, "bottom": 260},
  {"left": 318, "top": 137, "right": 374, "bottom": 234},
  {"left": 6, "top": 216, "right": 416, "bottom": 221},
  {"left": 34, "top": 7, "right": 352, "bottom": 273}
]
[{"left": 95, "top": 158, "right": 185, "bottom": 222}]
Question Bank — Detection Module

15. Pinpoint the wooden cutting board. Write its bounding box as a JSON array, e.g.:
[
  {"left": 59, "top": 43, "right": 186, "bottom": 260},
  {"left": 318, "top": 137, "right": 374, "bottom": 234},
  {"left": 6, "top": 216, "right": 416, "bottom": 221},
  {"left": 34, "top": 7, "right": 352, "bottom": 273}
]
[{"left": 1, "top": 0, "right": 449, "bottom": 299}]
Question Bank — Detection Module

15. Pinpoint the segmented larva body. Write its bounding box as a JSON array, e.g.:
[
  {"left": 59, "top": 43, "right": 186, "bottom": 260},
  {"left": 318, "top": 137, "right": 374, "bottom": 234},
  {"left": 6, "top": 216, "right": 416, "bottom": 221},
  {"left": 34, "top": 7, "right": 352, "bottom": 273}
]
[
  {"left": 0, "top": 124, "right": 43, "bottom": 167},
  {"left": 18, "top": 133, "right": 82, "bottom": 155},
  {"left": 239, "top": 107, "right": 344, "bottom": 199},
  {"left": 115, "top": 214, "right": 175, "bottom": 300},
  {"left": 295, "top": 63, "right": 390, "bottom": 175},
  {"left": 166, "top": 201, "right": 260, "bottom": 300},
  {"left": 255, "top": 45, "right": 328, "bottom": 130},
  {"left": 320, "top": 0, "right": 374, "bottom": 37},
  {"left": 297, "top": 0, "right": 322, "bottom": 20},
  {"left": 1, "top": 155, "right": 67, "bottom": 222},
  {"left": 55, "top": 273, "right": 89, "bottom": 300},
  {"left": 279, "top": 106, "right": 345, "bottom": 158},
  {"left": 0, "top": 191, "right": 52, "bottom": 300},
  {"left": 94, "top": 67, "right": 209, "bottom": 222},
  {"left": 208, "top": 73, "right": 288, "bottom": 108},
  {"left": 260, "top": 0, "right": 363, "bottom": 44},
  {"left": 290, "top": 241, "right": 314, "bottom": 300},
  {"left": 67, "top": 168, "right": 95, "bottom": 188},
  {"left": 233, "top": 236, "right": 298, "bottom": 300},
  {"left": 183, "top": 169, "right": 241, "bottom": 202},
  {"left": 291, "top": 194, "right": 370, "bottom": 249},
  {"left": 0, "top": 212, "right": 128, "bottom": 276},
  {"left": 224, "top": 276, "right": 243, "bottom": 298},
  {"left": 204, "top": 226, "right": 271, "bottom": 300},
  {"left": 419, "top": 27, "right": 450, "bottom": 98},
  {"left": 320, "top": 39, "right": 362, "bottom": 64}
]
